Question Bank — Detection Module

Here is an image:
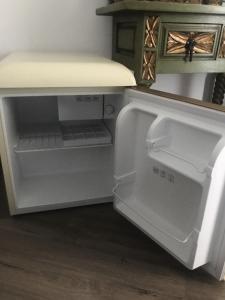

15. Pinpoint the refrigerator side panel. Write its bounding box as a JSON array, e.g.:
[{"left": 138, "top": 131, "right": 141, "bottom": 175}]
[
  {"left": 203, "top": 148, "right": 225, "bottom": 280},
  {"left": 0, "top": 97, "right": 17, "bottom": 215}
]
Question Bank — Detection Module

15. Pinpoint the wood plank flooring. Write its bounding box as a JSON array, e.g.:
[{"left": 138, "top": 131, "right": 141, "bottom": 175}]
[{"left": 0, "top": 167, "right": 225, "bottom": 300}]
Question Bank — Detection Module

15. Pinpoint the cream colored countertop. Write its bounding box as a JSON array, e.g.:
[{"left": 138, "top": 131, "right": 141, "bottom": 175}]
[{"left": 0, "top": 52, "right": 136, "bottom": 89}]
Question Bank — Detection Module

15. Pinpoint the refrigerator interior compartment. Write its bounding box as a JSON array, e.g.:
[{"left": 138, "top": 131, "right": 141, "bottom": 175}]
[
  {"left": 17, "top": 145, "right": 114, "bottom": 177},
  {"left": 16, "top": 169, "right": 114, "bottom": 212},
  {"left": 146, "top": 117, "right": 222, "bottom": 181},
  {"left": 15, "top": 146, "right": 114, "bottom": 210},
  {"left": 0, "top": 95, "right": 117, "bottom": 212},
  {"left": 15, "top": 120, "right": 112, "bottom": 153}
]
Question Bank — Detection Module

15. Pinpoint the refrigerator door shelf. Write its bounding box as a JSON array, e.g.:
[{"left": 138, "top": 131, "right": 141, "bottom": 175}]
[
  {"left": 145, "top": 116, "right": 223, "bottom": 184},
  {"left": 113, "top": 166, "right": 203, "bottom": 268}
]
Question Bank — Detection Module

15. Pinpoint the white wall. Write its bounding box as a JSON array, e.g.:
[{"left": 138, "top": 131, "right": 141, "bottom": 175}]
[
  {"left": 0, "top": 0, "right": 212, "bottom": 100},
  {"left": 0, "top": 0, "right": 112, "bottom": 59},
  {"left": 152, "top": 73, "right": 215, "bottom": 101}
]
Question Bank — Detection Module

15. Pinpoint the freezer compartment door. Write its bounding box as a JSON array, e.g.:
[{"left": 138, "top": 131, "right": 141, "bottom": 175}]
[{"left": 113, "top": 89, "right": 225, "bottom": 270}]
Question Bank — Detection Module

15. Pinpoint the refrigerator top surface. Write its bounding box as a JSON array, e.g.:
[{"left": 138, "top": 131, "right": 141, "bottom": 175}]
[{"left": 0, "top": 52, "right": 136, "bottom": 90}]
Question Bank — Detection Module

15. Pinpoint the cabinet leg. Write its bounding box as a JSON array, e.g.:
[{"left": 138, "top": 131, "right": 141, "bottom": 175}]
[{"left": 212, "top": 73, "right": 225, "bottom": 105}]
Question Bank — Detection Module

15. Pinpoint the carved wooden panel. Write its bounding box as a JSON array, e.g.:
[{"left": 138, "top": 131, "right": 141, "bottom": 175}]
[
  {"left": 219, "top": 28, "right": 225, "bottom": 58},
  {"left": 167, "top": 31, "right": 215, "bottom": 54},
  {"left": 144, "top": 16, "right": 160, "bottom": 48},
  {"left": 142, "top": 51, "right": 156, "bottom": 81}
]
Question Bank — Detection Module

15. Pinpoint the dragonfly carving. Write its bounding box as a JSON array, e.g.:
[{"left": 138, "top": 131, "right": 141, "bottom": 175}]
[{"left": 167, "top": 31, "right": 215, "bottom": 54}]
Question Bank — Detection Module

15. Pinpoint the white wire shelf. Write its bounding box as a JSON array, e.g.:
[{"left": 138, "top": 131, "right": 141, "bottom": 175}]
[
  {"left": 15, "top": 121, "right": 112, "bottom": 153},
  {"left": 62, "top": 121, "right": 112, "bottom": 147}
]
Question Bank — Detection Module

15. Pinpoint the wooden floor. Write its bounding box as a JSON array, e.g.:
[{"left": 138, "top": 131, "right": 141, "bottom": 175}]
[{"left": 1, "top": 170, "right": 225, "bottom": 299}]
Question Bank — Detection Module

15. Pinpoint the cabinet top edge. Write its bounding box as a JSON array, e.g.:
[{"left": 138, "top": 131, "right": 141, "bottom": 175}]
[{"left": 96, "top": 1, "right": 225, "bottom": 16}]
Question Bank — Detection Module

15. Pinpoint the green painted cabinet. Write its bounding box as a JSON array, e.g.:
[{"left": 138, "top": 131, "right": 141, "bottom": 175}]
[{"left": 97, "top": 1, "right": 225, "bottom": 103}]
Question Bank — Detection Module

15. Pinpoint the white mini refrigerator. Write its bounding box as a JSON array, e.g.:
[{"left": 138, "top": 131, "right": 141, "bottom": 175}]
[{"left": 1, "top": 53, "right": 225, "bottom": 280}]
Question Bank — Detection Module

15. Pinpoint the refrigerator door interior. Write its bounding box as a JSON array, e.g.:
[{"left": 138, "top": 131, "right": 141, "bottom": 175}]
[{"left": 114, "top": 89, "right": 225, "bottom": 271}]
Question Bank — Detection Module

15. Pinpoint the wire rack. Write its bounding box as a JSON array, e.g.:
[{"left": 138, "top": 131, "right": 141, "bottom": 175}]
[{"left": 15, "top": 121, "right": 112, "bottom": 152}]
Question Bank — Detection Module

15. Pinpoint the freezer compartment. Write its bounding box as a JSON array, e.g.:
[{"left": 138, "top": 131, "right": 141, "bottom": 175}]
[{"left": 12, "top": 96, "right": 115, "bottom": 152}]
